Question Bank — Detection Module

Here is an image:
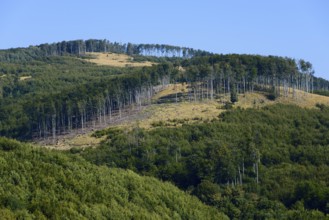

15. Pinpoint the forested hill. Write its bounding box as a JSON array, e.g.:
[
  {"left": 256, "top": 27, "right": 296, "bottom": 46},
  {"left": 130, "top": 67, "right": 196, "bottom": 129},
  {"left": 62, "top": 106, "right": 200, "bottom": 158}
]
[
  {"left": 0, "top": 137, "right": 227, "bottom": 219},
  {"left": 0, "top": 39, "right": 211, "bottom": 61},
  {"left": 81, "top": 104, "right": 329, "bottom": 219},
  {"left": 0, "top": 39, "right": 329, "bottom": 141},
  {"left": 1, "top": 40, "right": 329, "bottom": 219}
]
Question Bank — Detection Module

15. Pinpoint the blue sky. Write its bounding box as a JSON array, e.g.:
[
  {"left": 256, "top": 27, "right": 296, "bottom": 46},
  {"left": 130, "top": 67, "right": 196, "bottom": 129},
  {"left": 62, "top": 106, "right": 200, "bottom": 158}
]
[{"left": 1, "top": 0, "right": 328, "bottom": 79}]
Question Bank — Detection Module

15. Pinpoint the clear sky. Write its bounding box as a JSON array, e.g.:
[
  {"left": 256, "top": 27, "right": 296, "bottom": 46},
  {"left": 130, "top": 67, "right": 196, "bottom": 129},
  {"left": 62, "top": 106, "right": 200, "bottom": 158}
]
[{"left": 1, "top": 0, "right": 328, "bottom": 79}]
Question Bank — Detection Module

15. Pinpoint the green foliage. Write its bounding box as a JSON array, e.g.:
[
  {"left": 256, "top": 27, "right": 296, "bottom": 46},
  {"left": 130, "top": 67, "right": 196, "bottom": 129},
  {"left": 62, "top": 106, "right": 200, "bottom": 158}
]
[
  {"left": 0, "top": 137, "right": 21, "bottom": 151},
  {"left": 1, "top": 41, "right": 329, "bottom": 140},
  {"left": 82, "top": 104, "right": 329, "bottom": 218},
  {"left": 230, "top": 84, "right": 238, "bottom": 103},
  {"left": 1, "top": 40, "right": 329, "bottom": 219},
  {"left": 0, "top": 55, "right": 175, "bottom": 139},
  {"left": 221, "top": 102, "right": 233, "bottom": 110},
  {"left": 0, "top": 138, "right": 227, "bottom": 219},
  {"left": 314, "top": 90, "right": 329, "bottom": 97},
  {"left": 267, "top": 86, "right": 278, "bottom": 100}
]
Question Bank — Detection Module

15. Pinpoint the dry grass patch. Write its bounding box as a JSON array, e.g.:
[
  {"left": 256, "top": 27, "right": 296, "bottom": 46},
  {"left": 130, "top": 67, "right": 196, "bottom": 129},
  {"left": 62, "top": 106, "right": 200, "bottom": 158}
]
[
  {"left": 152, "top": 83, "right": 188, "bottom": 100},
  {"left": 115, "top": 101, "right": 224, "bottom": 130},
  {"left": 19, "top": 76, "right": 32, "bottom": 81},
  {"left": 276, "top": 91, "right": 329, "bottom": 108},
  {"left": 236, "top": 89, "right": 329, "bottom": 109},
  {"left": 40, "top": 133, "right": 106, "bottom": 150},
  {"left": 84, "top": 52, "right": 154, "bottom": 67},
  {"left": 114, "top": 88, "right": 329, "bottom": 131},
  {"left": 39, "top": 87, "right": 329, "bottom": 150},
  {"left": 236, "top": 93, "right": 271, "bottom": 108}
]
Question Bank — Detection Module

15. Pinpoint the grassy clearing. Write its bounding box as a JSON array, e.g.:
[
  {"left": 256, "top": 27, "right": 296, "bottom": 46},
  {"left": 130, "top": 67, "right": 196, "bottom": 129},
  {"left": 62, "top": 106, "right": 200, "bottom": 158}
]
[
  {"left": 42, "top": 100, "right": 225, "bottom": 149},
  {"left": 39, "top": 84, "right": 329, "bottom": 149},
  {"left": 152, "top": 83, "right": 188, "bottom": 100},
  {"left": 39, "top": 133, "right": 106, "bottom": 150},
  {"left": 117, "top": 88, "right": 329, "bottom": 130},
  {"left": 116, "top": 101, "right": 224, "bottom": 130},
  {"left": 276, "top": 90, "right": 329, "bottom": 108},
  {"left": 236, "top": 89, "right": 329, "bottom": 109},
  {"left": 19, "top": 76, "right": 32, "bottom": 81},
  {"left": 84, "top": 52, "right": 154, "bottom": 67},
  {"left": 235, "top": 93, "right": 268, "bottom": 108}
]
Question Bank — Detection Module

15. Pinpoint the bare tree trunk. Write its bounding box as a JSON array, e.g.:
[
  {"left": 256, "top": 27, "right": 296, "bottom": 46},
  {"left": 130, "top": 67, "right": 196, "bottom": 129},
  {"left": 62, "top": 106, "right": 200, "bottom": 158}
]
[
  {"left": 243, "top": 76, "right": 246, "bottom": 93},
  {"left": 38, "top": 121, "right": 42, "bottom": 139},
  {"left": 193, "top": 87, "right": 196, "bottom": 102},
  {"left": 238, "top": 166, "right": 242, "bottom": 185},
  {"left": 211, "top": 75, "right": 214, "bottom": 100},
  {"left": 109, "top": 102, "right": 112, "bottom": 122},
  {"left": 81, "top": 112, "right": 84, "bottom": 130},
  {"left": 256, "top": 162, "right": 259, "bottom": 184},
  {"left": 52, "top": 114, "right": 56, "bottom": 143},
  {"left": 68, "top": 114, "right": 72, "bottom": 132},
  {"left": 103, "top": 99, "right": 106, "bottom": 125}
]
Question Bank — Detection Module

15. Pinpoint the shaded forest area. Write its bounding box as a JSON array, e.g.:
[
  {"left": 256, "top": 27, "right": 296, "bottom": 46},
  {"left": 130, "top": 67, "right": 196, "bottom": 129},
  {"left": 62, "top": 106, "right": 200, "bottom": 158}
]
[{"left": 81, "top": 104, "right": 329, "bottom": 219}]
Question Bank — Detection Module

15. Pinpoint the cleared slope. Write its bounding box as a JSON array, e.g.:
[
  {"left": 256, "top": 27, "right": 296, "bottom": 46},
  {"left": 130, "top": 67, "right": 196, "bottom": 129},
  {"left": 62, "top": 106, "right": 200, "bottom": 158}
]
[
  {"left": 108, "top": 86, "right": 329, "bottom": 130},
  {"left": 0, "top": 138, "right": 228, "bottom": 219},
  {"left": 84, "top": 52, "right": 154, "bottom": 67},
  {"left": 39, "top": 84, "right": 329, "bottom": 149}
]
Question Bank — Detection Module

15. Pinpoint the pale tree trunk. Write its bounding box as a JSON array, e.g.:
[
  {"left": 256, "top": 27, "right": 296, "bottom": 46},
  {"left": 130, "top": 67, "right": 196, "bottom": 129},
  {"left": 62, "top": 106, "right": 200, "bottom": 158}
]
[{"left": 52, "top": 114, "right": 56, "bottom": 143}]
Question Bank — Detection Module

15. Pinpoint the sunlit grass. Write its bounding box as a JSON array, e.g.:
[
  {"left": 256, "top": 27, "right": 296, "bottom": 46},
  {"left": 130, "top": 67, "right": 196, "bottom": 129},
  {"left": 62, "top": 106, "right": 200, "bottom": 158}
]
[
  {"left": 84, "top": 52, "right": 155, "bottom": 67},
  {"left": 41, "top": 84, "right": 329, "bottom": 149}
]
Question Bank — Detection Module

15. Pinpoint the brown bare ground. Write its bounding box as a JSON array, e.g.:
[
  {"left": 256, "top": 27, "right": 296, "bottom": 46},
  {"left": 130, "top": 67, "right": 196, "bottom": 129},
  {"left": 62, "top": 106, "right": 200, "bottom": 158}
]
[{"left": 84, "top": 52, "right": 155, "bottom": 67}]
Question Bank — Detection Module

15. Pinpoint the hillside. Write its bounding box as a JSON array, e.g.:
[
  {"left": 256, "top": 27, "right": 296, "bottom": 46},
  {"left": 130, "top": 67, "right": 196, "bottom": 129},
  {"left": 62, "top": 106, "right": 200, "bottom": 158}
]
[
  {"left": 1, "top": 40, "right": 329, "bottom": 219},
  {"left": 1, "top": 40, "right": 329, "bottom": 141},
  {"left": 81, "top": 104, "right": 329, "bottom": 219},
  {"left": 0, "top": 138, "right": 227, "bottom": 219},
  {"left": 42, "top": 84, "right": 329, "bottom": 150},
  {"left": 115, "top": 84, "right": 329, "bottom": 130}
]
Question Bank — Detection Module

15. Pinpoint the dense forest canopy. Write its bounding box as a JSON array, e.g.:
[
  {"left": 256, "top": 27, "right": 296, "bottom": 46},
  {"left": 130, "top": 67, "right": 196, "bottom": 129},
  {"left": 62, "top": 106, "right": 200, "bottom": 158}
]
[
  {"left": 0, "top": 137, "right": 227, "bottom": 219},
  {"left": 81, "top": 104, "right": 329, "bottom": 219}
]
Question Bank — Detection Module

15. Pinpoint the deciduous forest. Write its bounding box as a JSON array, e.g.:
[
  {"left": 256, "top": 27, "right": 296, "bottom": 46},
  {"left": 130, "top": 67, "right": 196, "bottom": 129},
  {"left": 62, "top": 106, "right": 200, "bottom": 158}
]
[
  {"left": 0, "top": 39, "right": 328, "bottom": 219},
  {"left": 83, "top": 104, "right": 329, "bottom": 219}
]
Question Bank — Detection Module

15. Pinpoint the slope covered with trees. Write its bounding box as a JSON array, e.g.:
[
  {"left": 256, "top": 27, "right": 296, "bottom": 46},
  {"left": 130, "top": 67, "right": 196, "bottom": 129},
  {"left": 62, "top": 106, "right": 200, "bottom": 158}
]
[
  {"left": 1, "top": 39, "right": 329, "bottom": 141},
  {"left": 81, "top": 104, "right": 329, "bottom": 219},
  {"left": 0, "top": 54, "right": 176, "bottom": 140},
  {"left": 1, "top": 40, "right": 329, "bottom": 219},
  {"left": 177, "top": 54, "right": 328, "bottom": 102},
  {"left": 0, "top": 137, "right": 227, "bottom": 219}
]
